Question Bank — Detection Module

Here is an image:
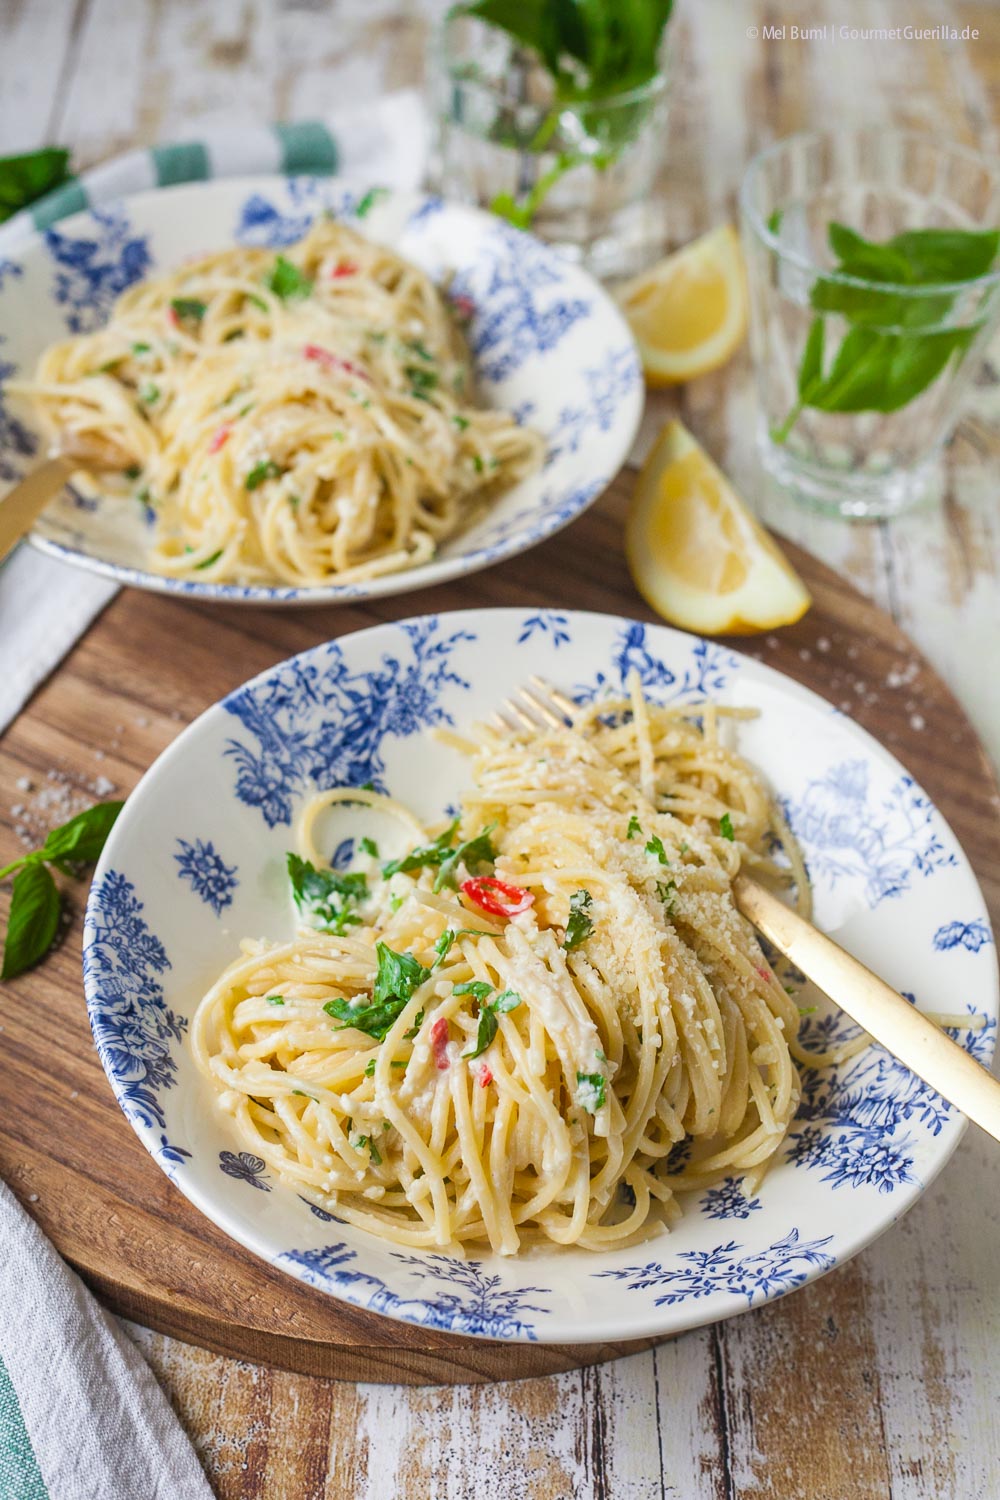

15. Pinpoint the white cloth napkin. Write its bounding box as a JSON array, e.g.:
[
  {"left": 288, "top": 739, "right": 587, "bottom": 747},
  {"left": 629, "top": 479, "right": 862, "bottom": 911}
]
[
  {"left": 0, "top": 90, "right": 429, "bottom": 733},
  {"left": 0, "top": 1181, "right": 213, "bottom": 1500}
]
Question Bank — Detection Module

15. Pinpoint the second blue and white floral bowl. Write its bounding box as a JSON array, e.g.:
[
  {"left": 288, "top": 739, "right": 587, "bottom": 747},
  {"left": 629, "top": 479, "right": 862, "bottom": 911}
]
[
  {"left": 82, "top": 609, "right": 997, "bottom": 1344},
  {"left": 0, "top": 178, "right": 642, "bottom": 606}
]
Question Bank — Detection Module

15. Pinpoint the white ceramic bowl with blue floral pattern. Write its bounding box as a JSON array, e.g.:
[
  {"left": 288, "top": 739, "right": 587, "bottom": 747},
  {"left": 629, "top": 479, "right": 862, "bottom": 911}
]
[
  {"left": 0, "top": 179, "right": 642, "bottom": 606},
  {"left": 81, "top": 609, "right": 998, "bottom": 1345}
]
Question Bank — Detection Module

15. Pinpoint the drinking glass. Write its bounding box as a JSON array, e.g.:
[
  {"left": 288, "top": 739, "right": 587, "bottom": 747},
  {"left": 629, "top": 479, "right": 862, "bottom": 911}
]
[
  {"left": 427, "top": 10, "right": 670, "bottom": 279},
  {"left": 740, "top": 129, "right": 1000, "bottom": 518}
]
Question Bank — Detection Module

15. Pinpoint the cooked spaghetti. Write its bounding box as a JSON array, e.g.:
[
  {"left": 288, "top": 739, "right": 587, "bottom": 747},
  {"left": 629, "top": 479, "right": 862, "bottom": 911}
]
[
  {"left": 191, "top": 678, "right": 820, "bottom": 1254},
  {"left": 15, "top": 221, "right": 542, "bottom": 586}
]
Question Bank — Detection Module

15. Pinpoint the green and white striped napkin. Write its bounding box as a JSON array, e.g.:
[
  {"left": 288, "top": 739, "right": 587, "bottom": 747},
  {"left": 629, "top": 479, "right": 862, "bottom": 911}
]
[{"left": 0, "top": 90, "right": 428, "bottom": 735}]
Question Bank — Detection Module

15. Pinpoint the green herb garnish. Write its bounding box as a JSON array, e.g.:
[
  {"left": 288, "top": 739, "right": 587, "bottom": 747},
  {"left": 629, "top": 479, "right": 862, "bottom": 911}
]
[
  {"left": 263, "top": 255, "right": 313, "bottom": 301},
  {"left": 245, "top": 459, "right": 283, "bottom": 490},
  {"left": 287, "top": 852, "right": 367, "bottom": 934},
  {"left": 354, "top": 1134, "right": 382, "bottom": 1165},
  {"left": 453, "top": 980, "right": 494, "bottom": 1003},
  {"left": 576, "top": 1071, "right": 607, "bottom": 1113},
  {"left": 719, "top": 813, "right": 735, "bottom": 842},
  {"left": 403, "top": 1008, "right": 425, "bottom": 1040},
  {"left": 381, "top": 820, "right": 496, "bottom": 892},
  {"left": 0, "top": 802, "right": 123, "bottom": 979},
  {"left": 359, "top": 836, "right": 379, "bottom": 858},
  {"left": 266, "top": 996, "right": 285, "bottom": 1006},
  {"left": 463, "top": 988, "right": 521, "bottom": 1059},
  {"left": 626, "top": 814, "right": 641, "bottom": 839},
  {"left": 138, "top": 382, "right": 160, "bottom": 405},
  {"left": 645, "top": 833, "right": 669, "bottom": 864},
  {"left": 563, "top": 889, "right": 594, "bottom": 950},
  {"left": 354, "top": 187, "right": 388, "bottom": 219},
  {"left": 170, "top": 297, "right": 207, "bottom": 323},
  {"left": 364, "top": 1057, "right": 377, "bottom": 1076},
  {"left": 194, "top": 549, "right": 222, "bottom": 570},
  {"left": 324, "top": 942, "right": 431, "bottom": 1041}
]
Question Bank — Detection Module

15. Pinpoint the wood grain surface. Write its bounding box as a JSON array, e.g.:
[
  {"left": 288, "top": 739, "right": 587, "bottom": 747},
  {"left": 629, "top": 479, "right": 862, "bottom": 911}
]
[
  {"left": 0, "top": 471, "right": 997, "bottom": 1384},
  {"left": 3, "top": 0, "right": 1000, "bottom": 1495}
]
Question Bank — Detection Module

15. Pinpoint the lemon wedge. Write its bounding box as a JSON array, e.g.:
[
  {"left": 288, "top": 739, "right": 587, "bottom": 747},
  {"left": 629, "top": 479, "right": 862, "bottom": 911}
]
[
  {"left": 626, "top": 421, "right": 811, "bottom": 635},
  {"left": 616, "top": 226, "right": 749, "bottom": 386}
]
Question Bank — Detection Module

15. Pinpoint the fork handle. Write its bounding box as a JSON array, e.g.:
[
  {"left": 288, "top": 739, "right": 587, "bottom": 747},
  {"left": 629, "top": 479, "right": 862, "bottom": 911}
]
[
  {"left": 733, "top": 872, "right": 1000, "bottom": 1144},
  {"left": 0, "top": 456, "right": 76, "bottom": 564}
]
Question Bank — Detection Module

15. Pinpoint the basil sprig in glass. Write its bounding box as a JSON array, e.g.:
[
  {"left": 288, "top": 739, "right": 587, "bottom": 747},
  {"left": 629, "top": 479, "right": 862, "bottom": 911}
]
[{"left": 740, "top": 130, "right": 1000, "bottom": 519}]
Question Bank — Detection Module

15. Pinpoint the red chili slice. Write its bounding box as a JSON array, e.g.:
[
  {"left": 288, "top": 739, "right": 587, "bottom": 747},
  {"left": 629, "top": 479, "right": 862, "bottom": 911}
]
[
  {"left": 331, "top": 260, "right": 358, "bottom": 278},
  {"left": 461, "top": 877, "right": 534, "bottom": 919},
  {"left": 302, "top": 344, "right": 371, "bottom": 382},
  {"left": 167, "top": 305, "right": 180, "bottom": 329},
  {"left": 478, "top": 1064, "right": 493, "bottom": 1089},
  {"left": 430, "top": 1016, "right": 450, "bottom": 1070},
  {"left": 451, "top": 293, "right": 476, "bottom": 322},
  {"left": 208, "top": 422, "right": 232, "bottom": 454}
]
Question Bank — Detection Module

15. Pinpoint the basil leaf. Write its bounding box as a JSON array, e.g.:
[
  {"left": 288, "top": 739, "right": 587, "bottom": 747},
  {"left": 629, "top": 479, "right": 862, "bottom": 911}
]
[
  {"left": 287, "top": 853, "right": 367, "bottom": 934},
  {"left": 2, "top": 862, "right": 61, "bottom": 979},
  {"left": 0, "top": 147, "right": 71, "bottom": 223},
  {"left": 324, "top": 993, "right": 407, "bottom": 1040},
  {"left": 373, "top": 940, "right": 431, "bottom": 1005},
  {"left": 462, "top": 987, "right": 521, "bottom": 1059},
  {"left": 38, "top": 801, "right": 123, "bottom": 866},
  {"left": 264, "top": 255, "right": 313, "bottom": 301},
  {"left": 562, "top": 889, "right": 594, "bottom": 950},
  {"left": 576, "top": 1071, "right": 607, "bottom": 1113},
  {"left": 453, "top": 980, "right": 493, "bottom": 1002}
]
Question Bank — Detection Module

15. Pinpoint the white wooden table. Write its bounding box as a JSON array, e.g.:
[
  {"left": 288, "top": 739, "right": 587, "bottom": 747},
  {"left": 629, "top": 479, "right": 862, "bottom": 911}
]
[{"left": 2, "top": 1, "right": 999, "bottom": 1495}]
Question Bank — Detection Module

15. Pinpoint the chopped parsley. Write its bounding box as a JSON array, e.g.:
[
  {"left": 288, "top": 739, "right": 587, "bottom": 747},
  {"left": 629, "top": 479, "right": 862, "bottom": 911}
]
[
  {"left": 406, "top": 339, "right": 433, "bottom": 362},
  {"left": 407, "top": 364, "right": 438, "bottom": 400},
  {"left": 381, "top": 819, "right": 496, "bottom": 892},
  {"left": 354, "top": 1134, "right": 382, "bottom": 1165},
  {"left": 471, "top": 454, "right": 485, "bottom": 473},
  {"left": 138, "top": 381, "right": 160, "bottom": 405},
  {"left": 266, "top": 995, "right": 285, "bottom": 1006},
  {"left": 245, "top": 291, "right": 268, "bottom": 312},
  {"left": 576, "top": 1072, "right": 607, "bottom": 1113},
  {"left": 131, "top": 341, "right": 151, "bottom": 356},
  {"left": 719, "top": 813, "right": 735, "bottom": 841},
  {"left": 287, "top": 852, "right": 367, "bottom": 934},
  {"left": 645, "top": 834, "right": 669, "bottom": 865},
  {"left": 463, "top": 988, "right": 521, "bottom": 1059},
  {"left": 245, "top": 459, "right": 283, "bottom": 490},
  {"left": 359, "top": 836, "right": 379, "bottom": 858},
  {"left": 451, "top": 413, "right": 470, "bottom": 431},
  {"left": 656, "top": 879, "right": 677, "bottom": 911},
  {"left": 263, "top": 255, "right": 313, "bottom": 301},
  {"left": 354, "top": 187, "right": 387, "bottom": 219},
  {"left": 453, "top": 980, "right": 493, "bottom": 1003},
  {"left": 364, "top": 1057, "right": 377, "bottom": 1077},
  {"left": 403, "top": 1007, "right": 425, "bottom": 1040},
  {"left": 170, "top": 297, "right": 207, "bottom": 322},
  {"left": 123, "top": 464, "right": 142, "bottom": 480},
  {"left": 562, "top": 889, "right": 594, "bottom": 951},
  {"left": 194, "top": 549, "right": 222, "bottom": 570},
  {"left": 325, "top": 941, "right": 430, "bottom": 1040},
  {"left": 626, "top": 814, "right": 641, "bottom": 840}
]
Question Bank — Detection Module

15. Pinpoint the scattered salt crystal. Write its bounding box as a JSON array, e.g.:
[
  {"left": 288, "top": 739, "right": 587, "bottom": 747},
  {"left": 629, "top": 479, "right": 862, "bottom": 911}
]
[
  {"left": 910, "top": 713, "right": 926, "bottom": 732},
  {"left": 840, "top": 701, "right": 853, "bottom": 713},
  {"left": 69, "top": 1090, "right": 79, "bottom": 1100},
  {"left": 27, "top": 1193, "right": 38, "bottom": 1203},
  {"left": 135, "top": 715, "right": 150, "bottom": 728},
  {"left": 94, "top": 750, "right": 105, "bottom": 761},
  {"left": 765, "top": 635, "right": 779, "bottom": 650},
  {"left": 10, "top": 804, "right": 23, "bottom": 818},
  {"left": 114, "top": 724, "right": 123, "bottom": 734},
  {"left": 816, "top": 637, "right": 830, "bottom": 653},
  {"left": 853, "top": 681, "right": 866, "bottom": 694},
  {"left": 15, "top": 777, "right": 31, "bottom": 792},
  {"left": 847, "top": 646, "right": 859, "bottom": 659},
  {"left": 799, "top": 648, "right": 811, "bottom": 662},
  {"left": 170, "top": 710, "right": 182, "bottom": 722},
  {"left": 93, "top": 776, "right": 116, "bottom": 797}
]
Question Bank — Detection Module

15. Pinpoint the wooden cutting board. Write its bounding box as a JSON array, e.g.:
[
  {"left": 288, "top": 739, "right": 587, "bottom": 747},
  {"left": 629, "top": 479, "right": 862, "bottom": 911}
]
[{"left": 1, "top": 470, "right": 997, "bottom": 1385}]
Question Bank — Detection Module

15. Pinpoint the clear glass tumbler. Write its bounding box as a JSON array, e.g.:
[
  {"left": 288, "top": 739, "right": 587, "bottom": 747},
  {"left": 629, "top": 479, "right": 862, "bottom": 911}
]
[
  {"left": 740, "top": 130, "right": 1000, "bottom": 518},
  {"left": 427, "top": 10, "right": 670, "bottom": 279}
]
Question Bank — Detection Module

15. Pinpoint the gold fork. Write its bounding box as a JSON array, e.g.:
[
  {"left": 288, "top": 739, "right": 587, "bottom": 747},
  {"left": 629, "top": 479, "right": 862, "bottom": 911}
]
[
  {"left": 498, "top": 677, "right": 1000, "bottom": 1144},
  {"left": 0, "top": 432, "right": 115, "bottom": 565}
]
